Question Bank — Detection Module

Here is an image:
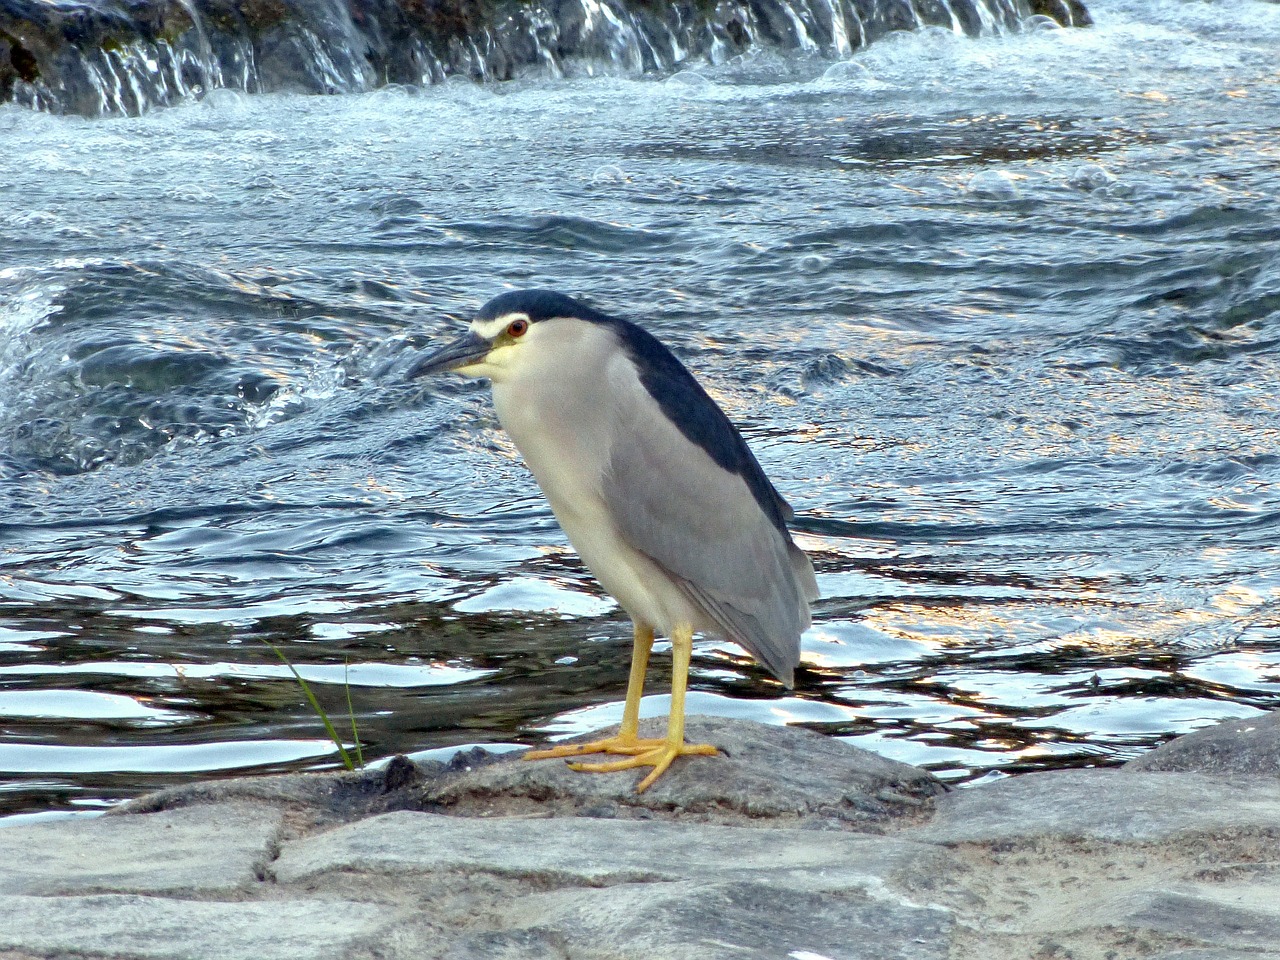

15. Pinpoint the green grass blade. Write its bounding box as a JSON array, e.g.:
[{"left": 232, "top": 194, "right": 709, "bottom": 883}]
[
  {"left": 266, "top": 642, "right": 354, "bottom": 771},
  {"left": 345, "top": 657, "right": 364, "bottom": 769}
]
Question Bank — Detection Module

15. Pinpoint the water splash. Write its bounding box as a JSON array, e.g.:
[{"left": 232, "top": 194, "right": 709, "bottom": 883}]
[
  {"left": 0, "top": 0, "right": 1088, "bottom": 116},
  {"left": 0, "top": 264, "right": 72, "bottom": 426}
]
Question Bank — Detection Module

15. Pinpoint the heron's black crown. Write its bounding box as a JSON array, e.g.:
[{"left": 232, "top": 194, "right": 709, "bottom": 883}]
[{"left": 475, "top": 289, "right": 614, "bottom": 326}]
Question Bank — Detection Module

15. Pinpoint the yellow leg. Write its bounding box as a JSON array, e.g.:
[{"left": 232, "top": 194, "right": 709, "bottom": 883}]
[
  {"left": 569, "top": 624, "right": 717, "bottom": 793},
  {"left": 524, "top": 624, "right": 666, "bottom": 761}
]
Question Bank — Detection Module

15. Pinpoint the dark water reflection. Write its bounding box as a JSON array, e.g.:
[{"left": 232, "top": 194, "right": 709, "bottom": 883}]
[{"left": 2, "top": 0, "right": 1280, "bottom": 816}]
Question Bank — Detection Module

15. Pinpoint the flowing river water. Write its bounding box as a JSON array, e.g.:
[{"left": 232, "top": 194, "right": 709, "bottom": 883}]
[{"left": 1, "top": 0, "right": 1279, "bottom": 819}]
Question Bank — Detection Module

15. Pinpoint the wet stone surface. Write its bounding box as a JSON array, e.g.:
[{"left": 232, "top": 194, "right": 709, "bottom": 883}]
[
  {"left": 0, "top": 0, "right": 1090, "bottom": 116},
  {"left": 2, "top": 713, "right": 1279, "bottom": 960},
  {"left": 419, "top": 715, "right": 949, "bottom": 827},
  {"left": 913, "top": 768, "right": 1280, "bottom": 845},
  {"left": 0, "top": 803, "right": 283, "bottom": 897},
  {"left": 0, "top": 894, "right": 406, "bottom": 960},
  {"left": 270, "top": 809, "right": 952, "bottom": 887},
  {"left": 120, "top": 717, "right": 950, "bottom": 831},
  {"left": 1126, "top": 709, "right": 1280, "bottom": 779}
]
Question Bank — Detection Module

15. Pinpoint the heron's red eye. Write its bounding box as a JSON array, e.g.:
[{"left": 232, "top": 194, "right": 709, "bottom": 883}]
[{"left": 508, "top": 318, "right": 529, "bottom": 338}]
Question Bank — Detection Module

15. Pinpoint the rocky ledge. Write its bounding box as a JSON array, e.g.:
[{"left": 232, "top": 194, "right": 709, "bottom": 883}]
[
  {"left": 1, "top": 0, "right": 1092, "bottom": 116},
  {"left": 1, "top": 712, "right": 1278, "bottom": 960}
]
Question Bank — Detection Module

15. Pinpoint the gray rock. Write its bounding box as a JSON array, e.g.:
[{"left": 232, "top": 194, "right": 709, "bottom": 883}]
[
  {"left": 1127, "top": 710, "right": 1280, "bottom": 778},
  {"left": 115, "top": 760, "right": 432, "bottom": 832},
  {"left": 0, "top": 803, "right": 282, "bottom": 896},
  {"left": 117, "top": 717, "right": 947, "bottom": 831},
  {"left": 507, "top": 879, "right": 952, "bottom": 960},
  {"left": 898, "top": 757, "right": 1280, "bottom": 960},
  {"left": 0, "top": 0, "right": 1090, "bottom": 118},
  {"left": 422, "top": 715, "right": 948, "bottom": 828},
  {"left": 440, "top": 930, "right": 571, "bottom": 960},
  {"left": 273, "top": 808, "right": 951, "bottom": 890},
  {"left": 0, "top": 893, "right": 402, "bottom": 960},
  {"left": 1109, "top": 887, "right": 1280, "bottom": 951},
  {"left": 9, "top": 717, "right": 1280, "bottom": 960},
  {"left": 266, "top": 807, "right": 958, "bottom": 960},
  {"left": 913, "top": 769, "right": 1280, "bottom": 845}
]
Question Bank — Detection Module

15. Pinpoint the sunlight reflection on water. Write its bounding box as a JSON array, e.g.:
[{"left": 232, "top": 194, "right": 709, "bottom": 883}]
[{"left": 1, "top": 0, "right": 1279, "bottom": 815}]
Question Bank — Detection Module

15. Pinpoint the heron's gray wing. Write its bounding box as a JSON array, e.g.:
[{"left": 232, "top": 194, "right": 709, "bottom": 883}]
[{"left": 601, "top": 368, "right": 815, "bottom": 685}]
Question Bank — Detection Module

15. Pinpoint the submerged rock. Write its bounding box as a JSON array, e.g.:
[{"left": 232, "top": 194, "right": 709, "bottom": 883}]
[{"left": 0, "top": 0, "right": 1091, "bottom": 116}]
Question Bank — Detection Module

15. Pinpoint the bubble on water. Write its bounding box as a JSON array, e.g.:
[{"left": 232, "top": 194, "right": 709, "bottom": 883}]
[
  {"left": 1101, "top": 181, "right": 1139, "bottom": 200},
  {"left": 966, "top": 169, "right": 1021, "bottom": 200},
  {"left": 667, "top": 69, "right": 708, "bottom": 85},
  {"left": 162, "top": 184, "right": 217, "bottom": 203},
  {"left": 369, "top": 83, "right": 419, "bottom": 100},
  {"left": 798, "top": 253, "right": 829, "bottom": 274},
  {"left": 818, "top": 60, "right": 890, "bottom": 91},
  {"left": 664, "top": 70, "right": 711, "bottom": 95},
  {"left": 1067, "top": 163, "right": 1117, "bottom": 192},
  {"left": 199, "top": 87, "right": 250, "bottom": 111},
  {"left": 4, "top": 211, "right": 58, "bottom": 228},
  {"left": 822, "top": 61, "right": 871, "bottom": 83},
  {"left": 591, "top": 164, "right": 628, "bottom": 185},
  {"left": 918, "top": 24, "right": 960, "bottom": 42},
  {"left": 1023, "top": 14, "right": 1065, "bottom": 32}
]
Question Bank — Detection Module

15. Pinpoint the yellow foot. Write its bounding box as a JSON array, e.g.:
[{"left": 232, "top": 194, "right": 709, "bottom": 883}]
[
  {"left": 570, "top": 740, "right": 719, "bottom": 793},
  {"left": 522, "top": 735, "right": 668, "bottom": 761}
]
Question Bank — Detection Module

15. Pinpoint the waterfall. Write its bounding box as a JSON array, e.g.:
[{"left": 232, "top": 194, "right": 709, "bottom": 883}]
[{"left": 0, "top": 0, "right": 1091, "bottom": 117}]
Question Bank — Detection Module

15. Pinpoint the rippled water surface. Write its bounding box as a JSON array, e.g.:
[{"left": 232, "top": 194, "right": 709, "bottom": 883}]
[{"left": 2, "top": 0, "right": 1280, "bottom": 817}]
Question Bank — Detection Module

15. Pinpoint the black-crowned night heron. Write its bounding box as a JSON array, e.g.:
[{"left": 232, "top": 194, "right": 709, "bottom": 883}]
[{"left": 409, "top": 290, "right": 817, "bottom": 792}]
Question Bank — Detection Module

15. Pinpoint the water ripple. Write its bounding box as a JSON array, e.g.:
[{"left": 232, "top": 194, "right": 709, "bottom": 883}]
[{"left": 1, "top": 0, "right": 1279, "bottom": 815}]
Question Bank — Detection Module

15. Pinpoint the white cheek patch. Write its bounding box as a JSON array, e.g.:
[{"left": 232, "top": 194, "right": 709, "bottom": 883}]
[
  {"left": 471, "top": 312, "right": 529, "bottom": 341},
  {"left": 484, "top": 341, "right": 520, "bottom": 369}
]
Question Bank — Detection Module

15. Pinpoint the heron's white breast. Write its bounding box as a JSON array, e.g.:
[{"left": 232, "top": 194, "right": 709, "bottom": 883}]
[{"left": 489, "top": 320, "right": 701, "bottom": 632}]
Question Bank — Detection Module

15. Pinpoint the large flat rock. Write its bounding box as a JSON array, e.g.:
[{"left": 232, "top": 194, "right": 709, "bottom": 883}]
[
  {"left": 0, "top": 893, "right": 403, "bottom": 960},
  {"left": 119, "top": 716, "right": 948, "bottom": 831},
  {"left": 8, "top": 713, "right": 1280, "bottom": 960},
  {"left": 1109, "top": 886, "right": 1280, "bottom": 952},
  {"left": 115, "top": 766, "right": 415, "bottom": 832},
  {"left": 0, "top": 803, "right": 282, "bottom": 896},
  {"left": 420, "top": 715, "right": 948, "bottom": 828},
  {"left": 902, "top": 760, "right": 1280, "bottom": 960},
  {"left": 272, "top": 808, "right": 951, "bottom": 889},
  {"left": 912, "top": 768, "right": 1280, "bottom": 845},
  {"left": 504, "top": 879, "right": 953, "bottom": 960},
  {"left": 271, "top": 810, "right": 956, "bottom": 960}
]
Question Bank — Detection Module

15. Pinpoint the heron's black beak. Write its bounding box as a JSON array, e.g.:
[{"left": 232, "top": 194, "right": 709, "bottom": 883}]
[{"left": 407, "top": 329, "right": 490, "bottom": 379}]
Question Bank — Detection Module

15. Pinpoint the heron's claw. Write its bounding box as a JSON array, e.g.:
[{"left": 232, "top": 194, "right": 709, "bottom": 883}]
[
  {"left": 522, "top": 735, "right": 668, "bottom": 761},
  {"left": 569, "top": 740, "right": 718, "bottom": 793},
  {"left": 522, "top": 624, "right": 715, "bottom": 793}
]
